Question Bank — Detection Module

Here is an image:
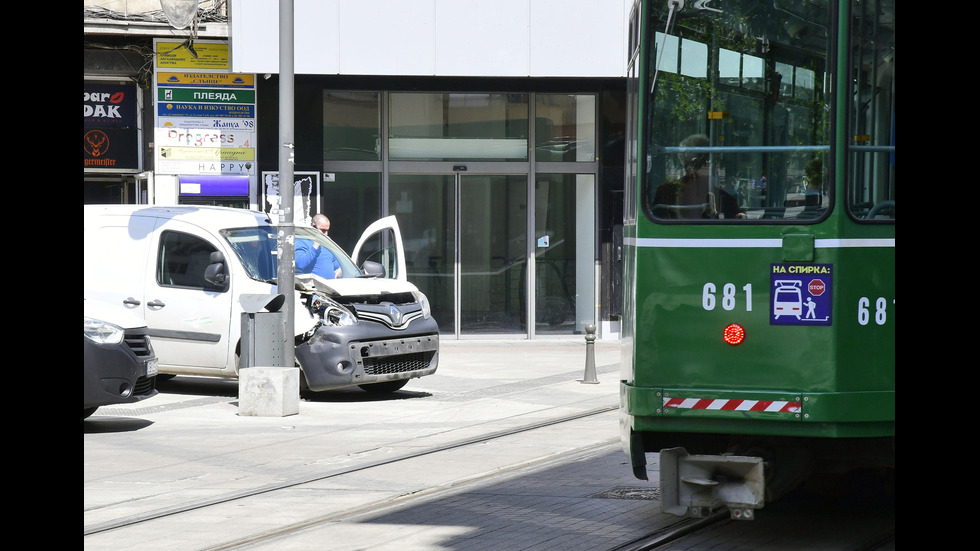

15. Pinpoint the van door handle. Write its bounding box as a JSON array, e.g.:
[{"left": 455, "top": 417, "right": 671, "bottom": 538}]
[
  {"left": 123, "top": 297, "right": 141, "bottom": 306},
  {"left": 147, "top": 299, "right": 166, "bottom": 308}
]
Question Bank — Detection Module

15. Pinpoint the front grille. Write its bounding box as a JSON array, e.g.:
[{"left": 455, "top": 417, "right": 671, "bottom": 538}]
[
  {"left": 124, "top": 330, "right": 153, "bottom": 358},
  {"left": 363, "top": 351, "right": 436, "bottom": 375},
  {"left": 133, "top": 375, "right": 156, "bottom": 397}
]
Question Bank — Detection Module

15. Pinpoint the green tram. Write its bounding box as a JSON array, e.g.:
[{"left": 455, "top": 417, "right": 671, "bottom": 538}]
[{"left": 619, "top": 0, "right": 894, "bottom": 519}]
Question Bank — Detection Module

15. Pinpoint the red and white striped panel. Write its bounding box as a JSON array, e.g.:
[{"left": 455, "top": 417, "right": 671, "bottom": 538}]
[{"left": 663, "top": 397, "right": 801, "bottom": 413}]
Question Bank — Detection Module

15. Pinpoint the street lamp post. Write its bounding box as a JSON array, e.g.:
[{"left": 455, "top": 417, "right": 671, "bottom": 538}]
[{"left": 277, "top": 0, "right": 296, "bottom": 370}]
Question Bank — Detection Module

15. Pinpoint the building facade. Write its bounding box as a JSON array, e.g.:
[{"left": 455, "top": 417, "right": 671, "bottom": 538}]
[{"left": 83, "top": 1, "right": 627, "bottom": 339}]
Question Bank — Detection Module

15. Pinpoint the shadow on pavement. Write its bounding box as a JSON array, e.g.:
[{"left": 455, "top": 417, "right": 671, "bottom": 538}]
[
  {"left": 83, "top": 417, "right": 153, "bottom": 433},
  {"left": 300, "top": 388, "right": 432, "bottom": 403}
]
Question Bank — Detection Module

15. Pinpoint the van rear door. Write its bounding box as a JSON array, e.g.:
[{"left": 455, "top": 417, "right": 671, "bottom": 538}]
[{"left": 84, "top": 213, "right": 154, "bottom": 318}]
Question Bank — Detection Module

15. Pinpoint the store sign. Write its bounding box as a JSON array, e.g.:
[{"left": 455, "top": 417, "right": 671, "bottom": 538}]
[
  {"left": 153, "top": 39, "right": 257, "bottom": 181},
  {"left": 84, "top": 82, "right": 139, "bottom": 171}
]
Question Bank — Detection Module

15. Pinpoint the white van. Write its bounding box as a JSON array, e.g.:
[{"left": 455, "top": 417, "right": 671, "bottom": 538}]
[{"left": 83, "top": 205, "right": 439, "bottom": 393}]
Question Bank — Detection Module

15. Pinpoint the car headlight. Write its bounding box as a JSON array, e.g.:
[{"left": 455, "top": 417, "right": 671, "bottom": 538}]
[
  {"left": 413, "top": 290, "right": 431, "bottom": 319},
  {"left": 324, "top": 305, "right": 357, "bottom": 326},
  {"left": 310, "top": 295, "right": 358, "bottom": 327},
  {"left": 84, "top": 317, "right": 126, "bottom": 345}
]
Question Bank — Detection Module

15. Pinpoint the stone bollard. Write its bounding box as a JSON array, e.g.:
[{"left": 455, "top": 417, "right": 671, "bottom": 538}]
[
  {"left": 581, "top": 323, "right": 599, "bottom": 384},
  {"left": 239, "top": 366, "right": 300, "bottom": 417}
]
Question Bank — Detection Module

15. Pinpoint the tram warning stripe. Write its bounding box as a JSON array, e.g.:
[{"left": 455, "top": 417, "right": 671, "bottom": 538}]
[{"left": 663, "top": 397, "right": 801, "bottom": 413}]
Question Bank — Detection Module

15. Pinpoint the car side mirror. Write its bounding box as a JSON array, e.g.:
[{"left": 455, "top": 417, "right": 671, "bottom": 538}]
[
  {"left": 204, "top": 251, "right": 228, "bottom": 288},
  {"left": 359, "top": 260, "right": 386, "bottom": 278}
]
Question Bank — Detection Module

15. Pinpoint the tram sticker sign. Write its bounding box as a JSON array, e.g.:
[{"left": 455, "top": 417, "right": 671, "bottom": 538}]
[{"left": 770, "top": 264, "right": 832, "bottom": 326}]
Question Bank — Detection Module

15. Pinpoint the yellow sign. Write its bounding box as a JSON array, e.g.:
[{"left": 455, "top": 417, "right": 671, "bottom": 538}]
[
  {"left": 156, "top": 41, "right": 229, "bottom": 70},
  {"left": 708, "top": 111, "right": 730, "bottom": 120},
  {"left": 157, "top": 72, "right": 254, "bottom": 87},
  {"left": 158, "top": 146, "right": 255, "bottom": 162}
]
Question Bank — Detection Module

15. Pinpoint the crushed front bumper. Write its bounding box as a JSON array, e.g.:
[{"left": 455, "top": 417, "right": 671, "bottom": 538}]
[{"left": 294, "top": 316, "right": 439, "bottom": 391}]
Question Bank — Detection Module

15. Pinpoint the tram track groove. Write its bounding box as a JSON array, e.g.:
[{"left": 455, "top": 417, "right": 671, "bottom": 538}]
[
  {"left": 196, "top": 439, "right": 623, "bottom": 551},
  {"left": 84, "top": 404, "right": 619, "bottom": 537}
]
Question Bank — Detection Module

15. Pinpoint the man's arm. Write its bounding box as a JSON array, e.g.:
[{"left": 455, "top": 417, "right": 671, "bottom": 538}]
[{"left": 294, "top": 239, "right": 320, "bottom": 272}]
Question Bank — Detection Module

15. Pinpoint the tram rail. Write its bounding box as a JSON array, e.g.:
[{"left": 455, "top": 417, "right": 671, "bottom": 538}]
[{"left": 85, "top": 405, "right": 618, "bottom": 539}]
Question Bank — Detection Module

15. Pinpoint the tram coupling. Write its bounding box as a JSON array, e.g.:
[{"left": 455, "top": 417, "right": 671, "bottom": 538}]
[{"left": 659, "top": 447, "right": 765, "bottom": 521}]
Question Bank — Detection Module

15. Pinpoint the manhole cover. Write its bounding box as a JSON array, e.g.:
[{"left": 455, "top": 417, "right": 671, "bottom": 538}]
[{"left": 591, "top": 486, "right": 661, "bottom": 500}]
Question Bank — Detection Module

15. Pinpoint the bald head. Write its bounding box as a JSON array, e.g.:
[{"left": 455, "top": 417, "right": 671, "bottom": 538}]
[{"left": 311, "top": 214, "right": 331, "bottom": 234}]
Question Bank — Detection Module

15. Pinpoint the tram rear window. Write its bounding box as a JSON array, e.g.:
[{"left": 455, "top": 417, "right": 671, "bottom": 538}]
[{"left": 639, "top": 0, "right": 895, "bottom": 224}]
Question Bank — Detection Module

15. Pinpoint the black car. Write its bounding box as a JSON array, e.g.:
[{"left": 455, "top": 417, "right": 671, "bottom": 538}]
[{"left": 84, "top": 299, "right": 159, "bottom": 418}]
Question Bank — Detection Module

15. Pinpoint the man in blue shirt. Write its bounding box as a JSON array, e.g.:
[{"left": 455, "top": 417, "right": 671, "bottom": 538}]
[{"left": 295, "top": 213, "right": 342, "bottom": 279}]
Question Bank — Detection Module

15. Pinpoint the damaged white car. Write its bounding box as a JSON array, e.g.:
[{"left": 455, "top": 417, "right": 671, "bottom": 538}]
[{"left": 84, "top": 205, "right": 439, "bottom": 394}]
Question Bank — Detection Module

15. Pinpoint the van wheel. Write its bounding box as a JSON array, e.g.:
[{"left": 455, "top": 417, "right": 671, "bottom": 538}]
[
  {"left": 358, "top": 380, "right": 408, "bottom": 393},
  {"left": 84, "top": 407, "right": 98, "bottom": 419}
]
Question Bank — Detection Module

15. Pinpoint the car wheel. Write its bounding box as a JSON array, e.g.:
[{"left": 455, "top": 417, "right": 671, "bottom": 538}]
[
  {"left": 84, "top": 407, "right": 98, "bottom": 419},
  {"left": 358, "top": 380, "right": 409, "bottom": 393}
]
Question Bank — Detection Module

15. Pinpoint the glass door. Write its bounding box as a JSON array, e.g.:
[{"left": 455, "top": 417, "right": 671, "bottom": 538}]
[
  {"left": 459, "top": 174, "right": 527, "bottom": 336},
  {"left": 533, "top": 174, "right": 595, "bottom": 335},
  {"left": 388, "top": 174, "right": 457, "bottom": 335},
  {"left": 390, "top": 173, "right": 528, "bottom": 338},
  {"left": 390, "top": 172, "right": 594, "bottom": 338}
]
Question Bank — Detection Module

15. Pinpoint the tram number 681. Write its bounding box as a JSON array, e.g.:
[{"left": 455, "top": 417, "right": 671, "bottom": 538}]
[
  {"left": 702, "top": 283, "right": 752, "bottom": 311},
  {"left": 857, "top": 296, "right": 890, "bottom": 326}
]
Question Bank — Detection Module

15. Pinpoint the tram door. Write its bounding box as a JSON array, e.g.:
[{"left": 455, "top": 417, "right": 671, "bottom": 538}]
[{"left": 389, "top": 173, "right": 528, "bottom": 338}]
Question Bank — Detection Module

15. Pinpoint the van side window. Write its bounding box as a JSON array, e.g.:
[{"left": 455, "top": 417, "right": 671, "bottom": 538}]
[{"left": 157, "top": 231, "right": 219, "bottom": 290}]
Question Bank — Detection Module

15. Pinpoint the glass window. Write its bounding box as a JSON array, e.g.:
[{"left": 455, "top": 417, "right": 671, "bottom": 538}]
[
  {"left": 318, "top": 172, "right": 381, "bottom": 254},
  {"left": 534, "top": 174, "right": 594, "bottom": 335},
  {"left": 157, "top": 231, "right": 220, "bottom": 289},
  {"left": 292, "top": 227, "right": 361, "bottom": 278},
  {"left": 221, "top": 227, "right": 279, "bottom": 282},
  {"left": 643, "top": 1, "right": 831, "bottom": 222},
  {"left": 389, "top": 93, "right": 529, "bottom": 161},
  {"left": 535, "top": 94, "right": 596, "bottom": 162},
  {"left": 323, "top": 91, "right": 381, "bottom": 161},
  {"left": 846, "top": 0, "right": 895, "bottom": 221}
]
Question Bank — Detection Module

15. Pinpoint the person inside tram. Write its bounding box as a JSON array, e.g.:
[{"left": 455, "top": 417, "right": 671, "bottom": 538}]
[
  {"left": 654, "top": 134, "right": 722, "bottom": 219},
  {"left": 715, "top": 178, "right": 745, "bottom": 219},
  {"left": 296, "top": 213, "right": 343, "bottom": 279}
]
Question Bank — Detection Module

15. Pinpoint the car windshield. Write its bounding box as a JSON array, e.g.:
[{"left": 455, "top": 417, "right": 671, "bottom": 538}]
[
  {"left": 220, "top": 226, "right": 362, "bottom": 282},
  {"left": 293, "top": 226, "right": 361, "bottom": 278}
]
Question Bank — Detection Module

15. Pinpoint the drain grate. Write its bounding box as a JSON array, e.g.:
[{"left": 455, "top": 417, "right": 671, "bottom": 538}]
[{"left": 591, "top": 486, "right": 661, "bottom": 500}]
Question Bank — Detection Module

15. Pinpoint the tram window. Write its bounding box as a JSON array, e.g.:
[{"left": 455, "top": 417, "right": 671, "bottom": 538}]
[
  {"left": 641, "top": 0, "right": 832, "bottom": 223},
  {"left": 846, "top": 0, "right": 895, "bottom": 222}
]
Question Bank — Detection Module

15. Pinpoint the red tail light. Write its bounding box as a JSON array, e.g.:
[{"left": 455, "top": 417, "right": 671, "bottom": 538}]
[{"left": 723, "top": 323, "right": 745, "bottom": 345}]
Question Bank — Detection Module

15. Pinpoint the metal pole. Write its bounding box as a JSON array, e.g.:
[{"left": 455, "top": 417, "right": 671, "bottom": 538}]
[{"left": 276, "top": 0, "right": 296, "bottom": 370}]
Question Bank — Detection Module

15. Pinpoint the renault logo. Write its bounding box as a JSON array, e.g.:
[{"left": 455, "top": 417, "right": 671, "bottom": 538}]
[{"left": 388, "top": 304, "right": 403, "bottom": 326}]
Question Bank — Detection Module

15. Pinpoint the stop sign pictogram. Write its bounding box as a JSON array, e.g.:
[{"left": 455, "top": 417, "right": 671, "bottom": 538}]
[{"left": 809, "top": 279, "right": 825, "bottom": 296}]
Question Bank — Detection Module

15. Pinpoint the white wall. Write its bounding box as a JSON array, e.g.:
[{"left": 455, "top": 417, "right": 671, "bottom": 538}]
[{"left": 229, "top": 0, "right": 628, "bottom": 77}]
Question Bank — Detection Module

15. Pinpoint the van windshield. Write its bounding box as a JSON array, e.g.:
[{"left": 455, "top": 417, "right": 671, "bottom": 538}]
[
  {"left": 293, "top": 227, "right": 361, "bottom": 278},
  {"left": 220, "top": 227, "right": 362, "bottom": 283}
]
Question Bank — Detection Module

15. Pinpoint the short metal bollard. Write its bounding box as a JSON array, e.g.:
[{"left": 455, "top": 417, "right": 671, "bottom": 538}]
[{"left": 581, "top": 323, "right": 599, "bottom": 384}]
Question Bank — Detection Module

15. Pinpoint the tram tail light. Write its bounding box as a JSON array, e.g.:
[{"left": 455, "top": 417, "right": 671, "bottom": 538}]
[{"left": 723, "top": 323, "right": 745, "bottom": 345}]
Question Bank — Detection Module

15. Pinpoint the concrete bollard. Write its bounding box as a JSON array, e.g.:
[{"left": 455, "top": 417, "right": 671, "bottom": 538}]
[
  {"left": 581, "top": 323, "right": 599, "bottom": 384},
  {"left": 239, "top": 366, "right": 300, "bottom": 417}
]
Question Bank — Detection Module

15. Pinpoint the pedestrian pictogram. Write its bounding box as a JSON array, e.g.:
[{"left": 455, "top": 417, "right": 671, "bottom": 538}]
[{"left": 770, "top": 264, "right": 833, "bottom": 326}]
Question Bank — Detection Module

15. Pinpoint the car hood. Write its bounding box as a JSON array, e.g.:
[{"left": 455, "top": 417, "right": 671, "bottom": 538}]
[{"left": 295, "top": 273, "right": 418, "bottom": 297}]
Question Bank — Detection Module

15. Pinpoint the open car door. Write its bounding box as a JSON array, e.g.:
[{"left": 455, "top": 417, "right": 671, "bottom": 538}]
[{"left": 352, "top": 215, "right": 407, "bottom": 282}]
